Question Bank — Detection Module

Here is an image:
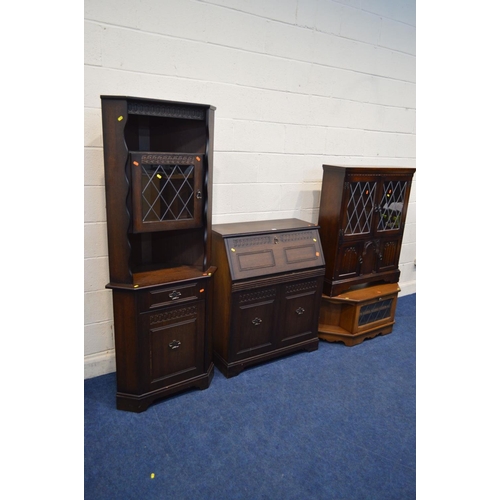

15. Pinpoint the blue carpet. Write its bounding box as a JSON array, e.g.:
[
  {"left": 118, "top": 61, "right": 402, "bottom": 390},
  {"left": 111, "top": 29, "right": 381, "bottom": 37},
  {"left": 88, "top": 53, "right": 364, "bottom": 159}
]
[{"left": 85, "top": 293, "right": 416, "bottom": 499}]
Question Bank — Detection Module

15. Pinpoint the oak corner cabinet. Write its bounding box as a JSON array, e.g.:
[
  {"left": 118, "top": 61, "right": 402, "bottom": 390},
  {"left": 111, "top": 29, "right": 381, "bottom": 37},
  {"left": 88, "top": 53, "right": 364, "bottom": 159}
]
[
  {"left": 211, "top": 219, "right": 326, "bottom": 378},
  {"left": 317, "top": 165, "right": 415, "bottom": 298},
  {"left": 100, "top": 95, "right": 216, "bottom": 412}
]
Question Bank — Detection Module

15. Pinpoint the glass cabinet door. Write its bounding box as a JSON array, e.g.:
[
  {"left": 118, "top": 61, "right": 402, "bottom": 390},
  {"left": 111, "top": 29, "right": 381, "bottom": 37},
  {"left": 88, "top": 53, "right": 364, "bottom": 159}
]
[
  {"left": 375, "top": 179, "right": 410, "bottom": 234},
  {"left": 342, "top": 177, "right": 410, "bottom": 239},
  {"left": 342, "top": 180, "right": 377, "bottom": 237},
  {"left": 130, "top": 153, "right": 203, "bottom": 233}
]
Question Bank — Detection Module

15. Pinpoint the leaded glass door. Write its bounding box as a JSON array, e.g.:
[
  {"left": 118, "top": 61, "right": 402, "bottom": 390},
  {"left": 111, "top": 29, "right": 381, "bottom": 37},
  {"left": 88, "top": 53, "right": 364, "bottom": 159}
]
[
  {"left": 374, "top": 179, "right": 409, "bottom": 234},
  {"left": 341, "top": 180, "right": 377, "bottom": 238},
  {"left": 130, "top": 152, "right": 204, "bottom": 233}
]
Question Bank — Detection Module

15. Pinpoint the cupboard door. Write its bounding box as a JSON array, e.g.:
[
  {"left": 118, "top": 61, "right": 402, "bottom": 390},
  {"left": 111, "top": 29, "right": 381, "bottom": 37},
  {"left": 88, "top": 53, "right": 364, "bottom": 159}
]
[
  {"left": 376, "top": 238, "right": 401, "bottom": 272},
  {"left": 130, "top": 152, "right": 204, "bottom": 233},
  {"left": 336, "top": 242, "right": 363, "bottom": 279},
  {"left": 231, "top": 288, "right": 278, "bottom": 359},
  {"left": 142, "top": 301, "right": 204, "bottom": 388},
  {"left": 280, "top": 280, "right": 320, "bottom": 345},
  {"left": 374, "top": 178, "right": 411, "bottom": 236},
  {"left": 341, "top": 179, "right": 377, "bottom": 240}
]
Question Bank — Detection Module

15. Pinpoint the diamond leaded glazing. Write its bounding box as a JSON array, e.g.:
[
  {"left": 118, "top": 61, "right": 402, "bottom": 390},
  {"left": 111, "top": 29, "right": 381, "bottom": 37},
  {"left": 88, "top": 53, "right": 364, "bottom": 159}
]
[
  {"left": 141, "top": 163, "right": 195, "bottom": 222},
  {"left": 377, "top": 180, "right": 408, "bottom": 231},
  {"left": 345, "top": 182, "right": 376, "bottom": 235},
  {"left": 358, "top": 298, "right": 393, "bottom": 326}
]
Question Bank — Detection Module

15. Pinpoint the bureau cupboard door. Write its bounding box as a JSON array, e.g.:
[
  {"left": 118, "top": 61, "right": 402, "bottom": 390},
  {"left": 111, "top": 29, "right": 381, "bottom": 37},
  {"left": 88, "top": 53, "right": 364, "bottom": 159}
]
[
  {"left": 231, "top": 287, "right": 278, "bottom": 360},
  {"left": 141, "top": 301, "right": 205, "bottom": 389},
  {"left": 280, "top": 280, "right": 321, "bottom": 346}
]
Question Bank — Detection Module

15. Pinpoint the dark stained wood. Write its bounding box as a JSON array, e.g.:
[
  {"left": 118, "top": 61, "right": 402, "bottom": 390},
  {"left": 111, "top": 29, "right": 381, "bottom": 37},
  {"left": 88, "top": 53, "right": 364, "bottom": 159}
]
[
  {"left": 317, "top": 165, "right": 415, "bottom": 297},
  {"left": 211, "top": 219, "right": 325, "bottom": 378},
  {"left": 213, "top": 218, "right": 317, "bottom": 236},
  {"left": 101, "top": 95, "right": 216, "bottom": 412},
  {"left": 101, "top": 98, "right": 133, "bottom": 284}
]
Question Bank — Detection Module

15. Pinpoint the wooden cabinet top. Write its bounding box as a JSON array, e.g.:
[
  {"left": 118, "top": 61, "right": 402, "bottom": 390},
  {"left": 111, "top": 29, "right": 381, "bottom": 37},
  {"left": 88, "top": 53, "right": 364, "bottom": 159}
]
[
  {"left": 322, "top": 164, "right": 416, "bottom": 176},
  {"left": 213, "top": 218, "right": 318, "bottom": 237},
  {"left": 100, "top": 94, "right": 216, "bottom": 111}
]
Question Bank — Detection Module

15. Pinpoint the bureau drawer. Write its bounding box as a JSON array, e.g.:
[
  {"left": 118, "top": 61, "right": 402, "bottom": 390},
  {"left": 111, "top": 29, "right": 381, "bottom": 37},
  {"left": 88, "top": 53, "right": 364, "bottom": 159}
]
[{"left": 141, "top": 282, "right": 203, "bottom": 310}]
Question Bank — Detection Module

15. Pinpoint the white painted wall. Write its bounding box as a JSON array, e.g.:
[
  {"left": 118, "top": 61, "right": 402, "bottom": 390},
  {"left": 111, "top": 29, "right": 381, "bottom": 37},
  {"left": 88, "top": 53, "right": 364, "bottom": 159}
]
[{"left": 84, "top": 0, "right": 416, "bottom": 379}]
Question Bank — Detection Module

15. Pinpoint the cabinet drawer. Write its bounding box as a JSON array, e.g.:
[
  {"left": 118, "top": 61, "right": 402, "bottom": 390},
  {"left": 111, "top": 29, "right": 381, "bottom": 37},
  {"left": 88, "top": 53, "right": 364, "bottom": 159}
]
[{"left": 141, "top": 282, "right": 203, "bottom": 310}]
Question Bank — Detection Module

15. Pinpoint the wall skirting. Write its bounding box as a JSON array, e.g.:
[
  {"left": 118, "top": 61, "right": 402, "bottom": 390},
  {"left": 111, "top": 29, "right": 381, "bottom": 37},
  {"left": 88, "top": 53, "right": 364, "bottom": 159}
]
[
  {"left": 399, "top": 280, "right": 416, "bottom": 297},
  {"left": 84, "top": 350, "right": 116, "bottom": 380}
]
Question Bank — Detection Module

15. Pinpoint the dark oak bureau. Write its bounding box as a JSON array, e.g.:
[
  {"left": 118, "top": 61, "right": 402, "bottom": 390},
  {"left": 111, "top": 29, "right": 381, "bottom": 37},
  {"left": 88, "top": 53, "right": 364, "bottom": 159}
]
[{"left": 211, "top": 219, "right": 326, "bottom": 378}]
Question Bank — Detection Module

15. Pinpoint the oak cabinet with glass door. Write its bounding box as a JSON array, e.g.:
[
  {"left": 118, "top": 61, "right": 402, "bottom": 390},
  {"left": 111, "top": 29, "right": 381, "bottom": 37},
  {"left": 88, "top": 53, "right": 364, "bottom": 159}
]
[{"left": 317, "top": 166, "right": 415, "bottom": 297}]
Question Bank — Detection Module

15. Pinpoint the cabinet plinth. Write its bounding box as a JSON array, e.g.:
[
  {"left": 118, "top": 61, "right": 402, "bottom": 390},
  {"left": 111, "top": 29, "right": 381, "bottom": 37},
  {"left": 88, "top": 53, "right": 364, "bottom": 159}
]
[
  {"left": 211, "top": 219, "right": 325, "bottom": 378},
  {"left": 101, "top": 95, "right": 216, "bottom": 412},
  {"left": 318, "top": 283, "right": 400, "bottom": 346}
]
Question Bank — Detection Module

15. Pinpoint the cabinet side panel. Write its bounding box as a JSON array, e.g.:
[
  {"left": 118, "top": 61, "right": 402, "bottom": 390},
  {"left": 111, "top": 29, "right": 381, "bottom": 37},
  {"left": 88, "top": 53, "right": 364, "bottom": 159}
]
[
  {"left": 317, "top": 166, "right": 346, "bottom": 293},
  {"left": 204, "top": 108, "right": 215, "bottom": 270},
  {"left": 112, "top": 290, "right": 141, "bottom": 394},
  {"left": 101, "top": 98, "right": 133, "bottom": 284},
  {"left": 211, "top": 233, "right": 232, "bottom": 359}
]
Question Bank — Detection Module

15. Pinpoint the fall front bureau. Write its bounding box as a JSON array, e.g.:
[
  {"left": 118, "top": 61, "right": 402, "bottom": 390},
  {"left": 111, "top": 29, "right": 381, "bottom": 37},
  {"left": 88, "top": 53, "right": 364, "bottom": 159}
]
[{"left": 211, "top": 219, "right": 326, "bottom": 378}]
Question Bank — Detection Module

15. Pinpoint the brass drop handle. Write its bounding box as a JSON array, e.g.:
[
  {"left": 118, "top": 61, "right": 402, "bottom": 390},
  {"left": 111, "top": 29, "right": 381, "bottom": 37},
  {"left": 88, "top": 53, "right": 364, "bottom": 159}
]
[
  {"left": 252, "top": 317, "right": 262, "bottom": 326},
  {"left": 196, "top": 190, "right": 202, "bottom": 199},
  {"left": 168, "top": 340, "right": 181, "bottom": 350},
  {"left": 296, "top": 307, "right": 305, "bottom": 315},
  {"left": 169, "top": 290, "right": 182, "bottom": 300}
]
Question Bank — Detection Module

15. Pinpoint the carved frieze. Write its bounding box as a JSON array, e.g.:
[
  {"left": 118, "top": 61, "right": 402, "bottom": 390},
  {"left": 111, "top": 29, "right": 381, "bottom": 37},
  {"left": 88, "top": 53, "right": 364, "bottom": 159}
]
[
  {"left": 128, "top": 101, "right": 205, "bottom": 120},
  {"left": 149, "top": 305, "right": 198, "bottom": 326}
]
